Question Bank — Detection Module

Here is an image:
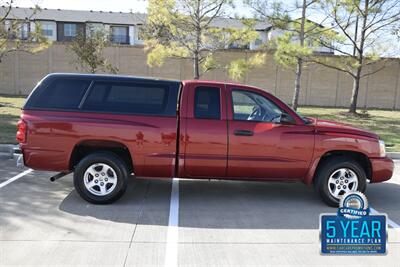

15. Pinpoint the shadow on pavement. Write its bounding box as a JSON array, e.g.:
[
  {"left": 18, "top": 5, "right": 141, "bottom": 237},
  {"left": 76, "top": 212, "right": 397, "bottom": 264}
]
[
  {"left": 59, "top": 178, "right": 172, "bottom": 227},
  {"left": 59, "top": 178, "right": 400, "bottom": 230},
  {"left": 178, "top": 179, "right": 334, "bottom": 229},
  {"left": 1, "top": 170, "right": 398, "bottom": 233},
  {"left": 58, "top": 178, "right": 375, "bottom": 230},
  {"left": 366, "top": 182, "right": 400, "bottom": 223}
]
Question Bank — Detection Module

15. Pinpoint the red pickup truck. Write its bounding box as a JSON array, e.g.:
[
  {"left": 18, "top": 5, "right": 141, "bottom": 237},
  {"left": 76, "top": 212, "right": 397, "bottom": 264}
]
[{"left": 17, "top": 73, "right": 394, "bottom": 206}]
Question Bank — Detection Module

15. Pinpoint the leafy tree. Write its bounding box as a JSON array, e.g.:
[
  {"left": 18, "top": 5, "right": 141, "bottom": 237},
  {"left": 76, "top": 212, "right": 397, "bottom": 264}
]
[
  {"left": 227, "top": 52, "right": 266, "bottom": 80},
  {"left": 315, "top": 0, "right": 400, "bottom": 114},
  {"left": 67, "top": 28, "right": 118, "bottom": 74},
  {"left": 246, "top": 0, "right": 330, "bottom": 111},
  {"left": 144, "top": 0, "right": 261, "bottom": 79},
  {"left": 0, "top": 1, "right": 50, "bottom": 63}
]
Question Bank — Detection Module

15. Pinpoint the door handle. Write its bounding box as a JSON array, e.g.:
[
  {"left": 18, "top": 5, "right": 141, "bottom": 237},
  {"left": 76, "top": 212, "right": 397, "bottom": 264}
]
[{"left": 234, "top": 130, "right": 254, "bottom": 136}]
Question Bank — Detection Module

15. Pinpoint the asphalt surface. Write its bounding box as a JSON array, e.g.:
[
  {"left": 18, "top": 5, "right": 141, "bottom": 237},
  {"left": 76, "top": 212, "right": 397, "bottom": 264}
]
[{"left": 0, "top": 158, "right": 399, "bottom": 267}]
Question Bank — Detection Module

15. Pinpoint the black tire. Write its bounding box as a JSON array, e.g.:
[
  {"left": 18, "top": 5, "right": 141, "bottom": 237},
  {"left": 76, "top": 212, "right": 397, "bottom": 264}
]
[
  {"left": 73, "top": 151, "right": 129, "bottom": 204},
  {"left": 314, "top": 157, "right": 367, "bottom": 207}
]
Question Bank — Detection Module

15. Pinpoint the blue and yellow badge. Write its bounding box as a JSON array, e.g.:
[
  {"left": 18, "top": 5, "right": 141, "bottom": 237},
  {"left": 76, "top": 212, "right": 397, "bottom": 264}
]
[{"left": 320, "top": 192, "right": 387, "bottom": 254}]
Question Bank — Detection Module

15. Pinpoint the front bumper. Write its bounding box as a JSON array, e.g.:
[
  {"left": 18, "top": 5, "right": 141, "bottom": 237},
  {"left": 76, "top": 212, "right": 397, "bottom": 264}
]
[{"left": 370, "top": 156, "right": 394, "bottom": 183}]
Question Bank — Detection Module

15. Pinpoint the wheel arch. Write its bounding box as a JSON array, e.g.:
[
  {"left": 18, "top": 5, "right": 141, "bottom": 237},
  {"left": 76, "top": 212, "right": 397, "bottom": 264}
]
[
  {"left": 305, "top": 150, "right": 372, "bottom": 185},
  {"left": 69, "top": 139, "right": 134, "bottom": 174}
]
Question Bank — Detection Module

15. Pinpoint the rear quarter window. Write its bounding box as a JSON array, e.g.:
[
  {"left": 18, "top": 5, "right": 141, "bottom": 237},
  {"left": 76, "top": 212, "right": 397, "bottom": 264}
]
[
  {"left": 194, "top": 86, "right": 221, "bottom": 119},
  {"left": 25, "top": 78, "right": 90, "bottom": 109}
]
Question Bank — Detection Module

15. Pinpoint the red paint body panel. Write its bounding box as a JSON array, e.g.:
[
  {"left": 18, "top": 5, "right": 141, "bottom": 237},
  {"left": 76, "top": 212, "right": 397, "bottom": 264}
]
[
  {"left": 225, "top": 85, "right": 314, "bottom": 179},
  {"left": 20, "top": 110, "right": 177, "bottom": 177},
  {"left": 302, "top": 119, "right": 390, "bottom": 185},
  {"left": 182, "top": 82, "right": 228, "bottom": 178},
  {"left": 19, "top": 78, "right": 394, "bottom": 185},
  {"left": 370, "top": 157, "right": 394, "bottom": 183}
]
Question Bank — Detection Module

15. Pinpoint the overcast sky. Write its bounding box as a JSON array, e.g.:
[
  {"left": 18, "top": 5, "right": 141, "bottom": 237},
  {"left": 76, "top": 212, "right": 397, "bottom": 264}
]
[
  {"left": 14, "top": 0, "right": 149, "bottom": 13},
  {"left": 13, "top": 0, "right": 257, "bottom": 16}
]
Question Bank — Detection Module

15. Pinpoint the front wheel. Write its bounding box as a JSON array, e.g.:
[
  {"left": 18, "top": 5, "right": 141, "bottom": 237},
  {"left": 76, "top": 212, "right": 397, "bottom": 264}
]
[
  {"left": 314, "top": 157, "right": 367, "bottom": 207},
  {"left": 73, "top": 152, "right": 129, "bottom": 204}
]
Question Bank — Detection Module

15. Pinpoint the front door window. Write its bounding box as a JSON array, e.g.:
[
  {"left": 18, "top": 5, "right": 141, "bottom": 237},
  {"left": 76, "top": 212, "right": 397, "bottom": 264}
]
[{"left": 231, "top": 90, "right": 283, "bottom": 122}]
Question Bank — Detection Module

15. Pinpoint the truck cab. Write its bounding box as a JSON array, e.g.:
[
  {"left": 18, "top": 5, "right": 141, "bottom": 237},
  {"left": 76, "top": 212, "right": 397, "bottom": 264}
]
[{"left": 179, "top": 81, "right": 314, "bottom": 180}]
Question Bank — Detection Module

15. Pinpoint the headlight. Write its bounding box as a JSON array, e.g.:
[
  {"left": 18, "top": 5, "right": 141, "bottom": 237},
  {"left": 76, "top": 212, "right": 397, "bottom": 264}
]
[{"left": 379, "top": 140, "right": 386, "bottom": 157}]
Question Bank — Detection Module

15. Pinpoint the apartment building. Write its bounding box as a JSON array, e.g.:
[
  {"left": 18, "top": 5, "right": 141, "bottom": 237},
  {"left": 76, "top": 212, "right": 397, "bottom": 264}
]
[
  {"left": 0, "top": 6, "right": 333, "bottom": 53},
  {"left": 1, "top": 7, "right": 145, "bottom": 45}
]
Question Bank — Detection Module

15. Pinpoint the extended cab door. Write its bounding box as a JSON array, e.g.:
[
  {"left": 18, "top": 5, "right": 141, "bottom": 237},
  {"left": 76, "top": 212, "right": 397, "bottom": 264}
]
[
  {"left": 180, "top": 82, "right": 228, "bottom": 178},
  {"left": 226, "top": 85, "right": 314, "bottom": 179}
]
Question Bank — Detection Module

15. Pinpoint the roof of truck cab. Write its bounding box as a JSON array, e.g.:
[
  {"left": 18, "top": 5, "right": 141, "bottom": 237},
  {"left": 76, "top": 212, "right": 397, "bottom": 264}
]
[{"left": 182, "top": 79, "right": 248, "bottom": 87}]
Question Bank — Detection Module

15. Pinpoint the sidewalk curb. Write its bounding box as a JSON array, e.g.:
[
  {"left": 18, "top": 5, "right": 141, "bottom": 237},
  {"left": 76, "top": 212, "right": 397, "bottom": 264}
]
[
  {"left": 387, "top": 152, "right": 400, "bottom": 160},
  {"left": 0, "top": 144, "right": 15, "bottom": 155},
  {"left": 0, "top": 152, "right": 13, "bottom": 159}
]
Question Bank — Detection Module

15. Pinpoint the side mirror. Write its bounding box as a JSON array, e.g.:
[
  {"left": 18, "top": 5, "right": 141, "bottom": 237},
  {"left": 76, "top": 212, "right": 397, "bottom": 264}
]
[{"left": 280, "top": 113, "right": 296, "bottom": 125}]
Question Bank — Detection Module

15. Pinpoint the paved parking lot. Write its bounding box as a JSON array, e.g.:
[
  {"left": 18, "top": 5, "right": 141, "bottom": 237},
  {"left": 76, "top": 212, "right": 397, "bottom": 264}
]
[{"left": 0, "top": 157, "right": 399, "bottom": 267}]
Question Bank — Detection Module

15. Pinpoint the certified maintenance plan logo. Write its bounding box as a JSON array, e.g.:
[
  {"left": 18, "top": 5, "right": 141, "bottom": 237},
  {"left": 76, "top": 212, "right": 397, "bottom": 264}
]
[{"left": 320, "top": 192, "right": 387, "bottom": 255}]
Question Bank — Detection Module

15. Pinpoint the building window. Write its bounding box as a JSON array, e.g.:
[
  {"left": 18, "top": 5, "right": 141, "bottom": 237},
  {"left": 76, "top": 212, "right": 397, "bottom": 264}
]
[
  {"left": 41, "top": 24, "right": 53, "bottom": 37},
  {"left": 20, "top": 22, "right": 29, "bottom": 39},
  {"left": 137, "top": 24, "right": 144, "bottom": 41},
  {"left": 228, "top": 41, "right": 249, "bottom": 49},
  {"left": 64, "top": 23, "right": 77, "bottom": 37},
  {"left": 87, "top": 24, "right": 104, "bottom": 36},
  {"left": 254, "top": 38, "right": 263, "bottom": 46},
  {"left": 111, "top": 26, "right": 128, "bottom": 44}
]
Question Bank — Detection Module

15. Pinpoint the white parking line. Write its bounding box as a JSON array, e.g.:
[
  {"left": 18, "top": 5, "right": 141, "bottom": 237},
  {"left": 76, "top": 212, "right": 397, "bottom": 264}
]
[
  {"left": 164, "top": 178, "right": 179, "bottom": 267},
  {"left": 370, "top": 207, "right": 400, "bottom": 229},
  {"left": 0, "top": 169, "right": 33, "bottom": 189}
]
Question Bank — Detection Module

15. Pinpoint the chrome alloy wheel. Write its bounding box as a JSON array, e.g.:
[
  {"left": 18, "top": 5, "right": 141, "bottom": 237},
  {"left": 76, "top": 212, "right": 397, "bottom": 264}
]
[
  {"left": 328, "top": 168, "right": 359, "bottom": 199},
  {"left": 83, "top": 163, "right": 118, "bottom": 196}
]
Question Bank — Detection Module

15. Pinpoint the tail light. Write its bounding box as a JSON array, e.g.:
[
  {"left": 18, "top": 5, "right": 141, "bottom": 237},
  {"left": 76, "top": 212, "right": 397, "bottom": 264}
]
[{"left": 16, "top": 119, "right": 27, "bottom": 143}]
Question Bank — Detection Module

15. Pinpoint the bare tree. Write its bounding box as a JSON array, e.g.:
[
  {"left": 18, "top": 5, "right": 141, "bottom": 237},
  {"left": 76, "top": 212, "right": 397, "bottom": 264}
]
[
  {"left": 316, "top": 0, "right": 400, "bottom": 114},
  {"left": 144, "top": 0, "right": 259, "bottom": 79},
  {"left": 0, "top": 1, "right": 50, "bottom": 63},
  {"left": 67, "top": 29, "right": 118, "bottom": 74},
  {"left": 246, "top": 0, "right": 329, "bottom": 110}
]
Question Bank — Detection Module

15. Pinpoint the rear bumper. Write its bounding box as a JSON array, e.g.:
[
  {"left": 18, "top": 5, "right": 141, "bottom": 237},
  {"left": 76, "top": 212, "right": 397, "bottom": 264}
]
[
  {"left": 20, "top": 145, "right": 70, "bottom": 172},
  {"left": 13, "top": 147, "right": 24, "bottom": 167},
  {"left": 370, "top": 156, "right": 394, "bottom": 183}
]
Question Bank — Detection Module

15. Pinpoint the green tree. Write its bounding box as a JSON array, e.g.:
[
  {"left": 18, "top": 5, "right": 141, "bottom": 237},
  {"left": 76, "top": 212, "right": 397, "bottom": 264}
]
[
  {"left": 67, "top": 28, "right": 118, "bottom": 74},
  {"left": 144, "top": 0, "right": 261, "bottom": 79},
  {"left": 246, "top": 0, "right": 331, "bottom": 111},
  {"left": 0, "top": 1, "right": 50, "bottom": 63},
  {"left": 315, "top": 0, "right": 400, "bottom": 114}
]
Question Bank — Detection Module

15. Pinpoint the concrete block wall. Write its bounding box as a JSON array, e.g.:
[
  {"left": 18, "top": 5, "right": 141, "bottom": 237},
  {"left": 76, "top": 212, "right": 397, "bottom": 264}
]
[{"left": 0, "top": 43, "right": 399, "bottom": 110}]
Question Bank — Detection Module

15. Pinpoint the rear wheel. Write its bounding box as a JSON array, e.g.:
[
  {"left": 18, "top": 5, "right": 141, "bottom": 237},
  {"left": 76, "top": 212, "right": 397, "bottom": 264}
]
[
  {"left": 314, "top": 157, "right": 367, "bottom": 207},
  {"left": 73, "top": 152, "right": 129, "bottom": 204}
]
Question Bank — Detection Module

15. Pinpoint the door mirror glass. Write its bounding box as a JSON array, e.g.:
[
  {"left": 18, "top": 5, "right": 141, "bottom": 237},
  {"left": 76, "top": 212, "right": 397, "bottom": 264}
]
[{"left": 280, "top": 113, "right": 296, "bottom": 125}]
